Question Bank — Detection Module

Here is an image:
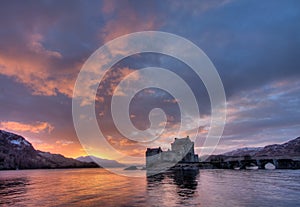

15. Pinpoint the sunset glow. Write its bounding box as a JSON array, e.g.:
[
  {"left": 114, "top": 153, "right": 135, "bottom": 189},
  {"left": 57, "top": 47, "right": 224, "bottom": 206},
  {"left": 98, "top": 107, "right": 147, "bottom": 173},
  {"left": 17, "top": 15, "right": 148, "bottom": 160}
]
[{"left": 1, "top": 0, "right": 299, "bottom": 162}]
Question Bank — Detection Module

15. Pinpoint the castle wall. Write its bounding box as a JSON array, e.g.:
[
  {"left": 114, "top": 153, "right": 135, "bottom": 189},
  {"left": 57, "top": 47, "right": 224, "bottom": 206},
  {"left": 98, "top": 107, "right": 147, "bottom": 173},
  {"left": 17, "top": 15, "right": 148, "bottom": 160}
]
[{"left": 146, "top": 137, "right": 199, "bottom": 168}]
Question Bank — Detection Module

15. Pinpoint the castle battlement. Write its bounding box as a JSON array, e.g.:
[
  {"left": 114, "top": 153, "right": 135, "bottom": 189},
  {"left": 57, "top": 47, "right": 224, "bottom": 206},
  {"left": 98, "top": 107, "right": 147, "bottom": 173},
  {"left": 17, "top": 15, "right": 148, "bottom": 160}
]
[{"left": 145, "top": 136, "right": 199, "bottom": 168}]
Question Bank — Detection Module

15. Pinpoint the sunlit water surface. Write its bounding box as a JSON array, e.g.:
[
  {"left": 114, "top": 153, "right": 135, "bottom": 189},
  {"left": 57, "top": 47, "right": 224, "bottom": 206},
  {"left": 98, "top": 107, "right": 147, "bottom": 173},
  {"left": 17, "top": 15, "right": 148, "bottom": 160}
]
[{"left": 0, "top": 169, "right": 299, "bottom": 206}]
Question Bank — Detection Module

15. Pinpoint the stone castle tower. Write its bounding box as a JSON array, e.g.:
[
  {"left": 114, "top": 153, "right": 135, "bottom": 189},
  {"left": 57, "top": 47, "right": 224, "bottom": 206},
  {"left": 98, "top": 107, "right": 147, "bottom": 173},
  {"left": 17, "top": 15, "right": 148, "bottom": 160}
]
[{"left": 146, "top": 136, "right": 199, "bottom": 168}]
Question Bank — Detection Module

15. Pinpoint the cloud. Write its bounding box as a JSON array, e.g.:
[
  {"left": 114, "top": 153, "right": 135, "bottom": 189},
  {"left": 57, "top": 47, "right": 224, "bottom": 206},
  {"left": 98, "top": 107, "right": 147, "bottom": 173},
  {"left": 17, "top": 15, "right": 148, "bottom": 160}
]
[
  {"left": 55, "top": 140, "right": 74, "bottom": 146},
  {"left": 0, "top": 1, "right": 102, "bottom": 98},
  {"left": 100, "top": 0, "right": 163, "bottom": 42},
  {"left": 163, "top": 98, "right": 179, "bottom": 103},
  {"left": 106, "top": 135, "right": 136, "bottom": 147},
  {"left": 0, "top": 121, "right": 54, "bottom": 134},
  {"left": 1, "top": 0, "right": 300, "bottom": 160},
  {"left": 96, "top": 67, "right": 140, "bottom": 103},
  {"left": 0, "top": 12, "right": 78, "bottom": 98},
  {"left": 27, "top": 33, "right": 62, "bottom": 59},
  {"left": 0, "top": 34, "right": 75, "bottom": 97},
  {"left": 214, "top": 78, "right": 300, "bottom": 153},
  {"left": 32, "top": 143, "right": 55, "bottom": 151},
  {"left": 105, "top": 135, "right": 145, "bottom": 157},
  {"left": 169, "top": 0, "right": 234, "bottom": 15}
]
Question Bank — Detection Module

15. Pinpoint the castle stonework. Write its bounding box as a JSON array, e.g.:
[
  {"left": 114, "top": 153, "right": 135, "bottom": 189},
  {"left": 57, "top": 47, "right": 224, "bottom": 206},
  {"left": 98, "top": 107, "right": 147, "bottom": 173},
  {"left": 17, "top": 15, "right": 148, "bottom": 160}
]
[{"left": 146, "top": 136, "right": 199, "bottom": 168}]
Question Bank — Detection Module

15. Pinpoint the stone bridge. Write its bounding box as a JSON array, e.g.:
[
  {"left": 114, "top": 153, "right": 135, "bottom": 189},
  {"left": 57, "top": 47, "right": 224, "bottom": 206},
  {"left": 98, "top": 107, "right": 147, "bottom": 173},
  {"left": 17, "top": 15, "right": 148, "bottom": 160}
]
[{"left": 202, "top": 156, "right": 300, "bottom": 169}]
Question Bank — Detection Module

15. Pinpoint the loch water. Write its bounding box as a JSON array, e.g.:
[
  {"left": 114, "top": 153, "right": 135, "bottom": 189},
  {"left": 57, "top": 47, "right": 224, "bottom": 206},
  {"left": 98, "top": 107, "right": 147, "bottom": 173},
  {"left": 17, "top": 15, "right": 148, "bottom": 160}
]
[{"left": 0, "top": 168, "right": 299, "bottom": 207}]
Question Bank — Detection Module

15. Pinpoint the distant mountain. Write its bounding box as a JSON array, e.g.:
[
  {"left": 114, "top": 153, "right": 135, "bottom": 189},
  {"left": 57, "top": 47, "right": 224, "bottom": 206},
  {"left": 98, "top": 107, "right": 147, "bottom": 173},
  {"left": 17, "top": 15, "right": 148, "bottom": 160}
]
[
  {"left": 0, "top": 130, "right": 99, "bottom": 170},
  {"left": 221, "top": 137, "right": 300, "bottom": 157},
  {"left": 222, "top": 147, "right": 262, "bottom": 157},
  {"left": 255, "top": 137, "right": 300, "bottom": 157},
  {"left": 76, "top": 156, "right": 125, "bottom": 168}
]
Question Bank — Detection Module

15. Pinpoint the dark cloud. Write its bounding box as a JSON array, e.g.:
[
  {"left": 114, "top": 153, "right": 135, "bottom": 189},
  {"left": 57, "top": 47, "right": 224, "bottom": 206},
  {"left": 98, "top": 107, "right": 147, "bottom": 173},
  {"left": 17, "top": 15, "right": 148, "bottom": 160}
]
[
  {"left": 163, "top": 0, "right": 300, "bottom": 96},
  {"left": 0, "top": 0, "right": 299, "bottom": 158}
]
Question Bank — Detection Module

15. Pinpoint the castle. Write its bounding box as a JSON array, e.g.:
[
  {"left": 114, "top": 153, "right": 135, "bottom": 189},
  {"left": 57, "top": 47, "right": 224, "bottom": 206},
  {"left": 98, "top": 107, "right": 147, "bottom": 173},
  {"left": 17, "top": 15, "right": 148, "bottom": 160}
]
[{"left": 145, "top": 136, "right": 199, "bottom": 168}]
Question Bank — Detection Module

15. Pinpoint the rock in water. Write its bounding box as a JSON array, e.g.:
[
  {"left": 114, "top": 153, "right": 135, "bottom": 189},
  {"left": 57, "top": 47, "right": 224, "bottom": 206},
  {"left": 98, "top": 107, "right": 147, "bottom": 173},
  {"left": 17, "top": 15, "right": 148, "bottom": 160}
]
[
  {"left": 124, "top": 166, "right": 138, "bottom": 170},
  {"left": 265, "top": 162, "right": 276, "bottom": 170}
]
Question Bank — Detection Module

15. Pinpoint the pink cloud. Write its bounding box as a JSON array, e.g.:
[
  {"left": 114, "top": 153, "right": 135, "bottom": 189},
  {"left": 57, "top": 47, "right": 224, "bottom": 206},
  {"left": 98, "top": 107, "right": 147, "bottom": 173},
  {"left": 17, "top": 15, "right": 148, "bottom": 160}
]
[
  {"left": 0, "top": 121, "right": 54, "bottom": 134},
  {"left": 0, "top": 32, "right": 76, "bottom": 97}
]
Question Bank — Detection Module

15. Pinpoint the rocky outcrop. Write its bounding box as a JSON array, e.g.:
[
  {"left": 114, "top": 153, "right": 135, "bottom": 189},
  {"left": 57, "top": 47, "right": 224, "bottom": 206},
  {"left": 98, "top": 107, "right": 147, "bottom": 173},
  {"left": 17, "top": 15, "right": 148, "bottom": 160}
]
[{"left": 0, "top": 130, "right": 99, "bottom": 170}]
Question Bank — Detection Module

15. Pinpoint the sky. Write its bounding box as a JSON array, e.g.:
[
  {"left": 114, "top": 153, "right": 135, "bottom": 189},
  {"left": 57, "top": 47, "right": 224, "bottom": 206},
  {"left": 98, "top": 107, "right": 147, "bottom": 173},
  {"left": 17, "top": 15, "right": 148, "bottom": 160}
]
[{"left": 0, "top": 0, "right": 300, "bottom": 161}]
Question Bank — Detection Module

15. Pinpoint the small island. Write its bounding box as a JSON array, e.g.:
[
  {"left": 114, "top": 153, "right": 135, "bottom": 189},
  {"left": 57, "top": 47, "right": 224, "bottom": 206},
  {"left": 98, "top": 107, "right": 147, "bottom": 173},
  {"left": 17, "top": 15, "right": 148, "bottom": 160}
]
[
  {"left": 124, "top": 166, "right": 138, "bottom": 170},
  {"left": 145, "top": 135, "right": 300, "bottom": 173},
  {"left": 146, "top": 136, "right": 200, "bottom": 174}
]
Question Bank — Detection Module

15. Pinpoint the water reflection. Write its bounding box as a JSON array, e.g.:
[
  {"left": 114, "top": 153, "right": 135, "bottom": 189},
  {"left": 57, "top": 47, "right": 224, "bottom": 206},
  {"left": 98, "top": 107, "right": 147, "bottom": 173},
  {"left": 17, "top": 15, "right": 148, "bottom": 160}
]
[
  {"left": 0, "top": 169, "right": 299, "bottom": 207},
  {"left": 0, "top": 177, "right": 29, "bottom": 205},
  {"left": 146, "top": 170, "right": 200, "bottom": 206},
  {"left": 146, "top": 173, "right": 165, "bottom": 185},
  {"left": 169, "top": 170, "right": 199, "bottom": 198}
]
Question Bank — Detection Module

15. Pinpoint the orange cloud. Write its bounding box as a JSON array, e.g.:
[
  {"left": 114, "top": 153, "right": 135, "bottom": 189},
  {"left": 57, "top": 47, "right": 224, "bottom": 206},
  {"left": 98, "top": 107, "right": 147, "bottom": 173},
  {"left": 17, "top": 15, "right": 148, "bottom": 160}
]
[
  {"left": 129, "top": 148, "right": 145, "bottom": 157},
  {"left": 107, "top": 135, "right": 136, "bottom": 147},
  {"left": 55, "top": 140, "right": 74, "bottom": 146},
  {"left": 105, "top": 135, "right": 145, "bottom": 157},
  {"left": 0, "top": 32, "right": 76, "bottom": 97},
  {"left": 0, "top": 121, "right": 54, "bottom": 134}
]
